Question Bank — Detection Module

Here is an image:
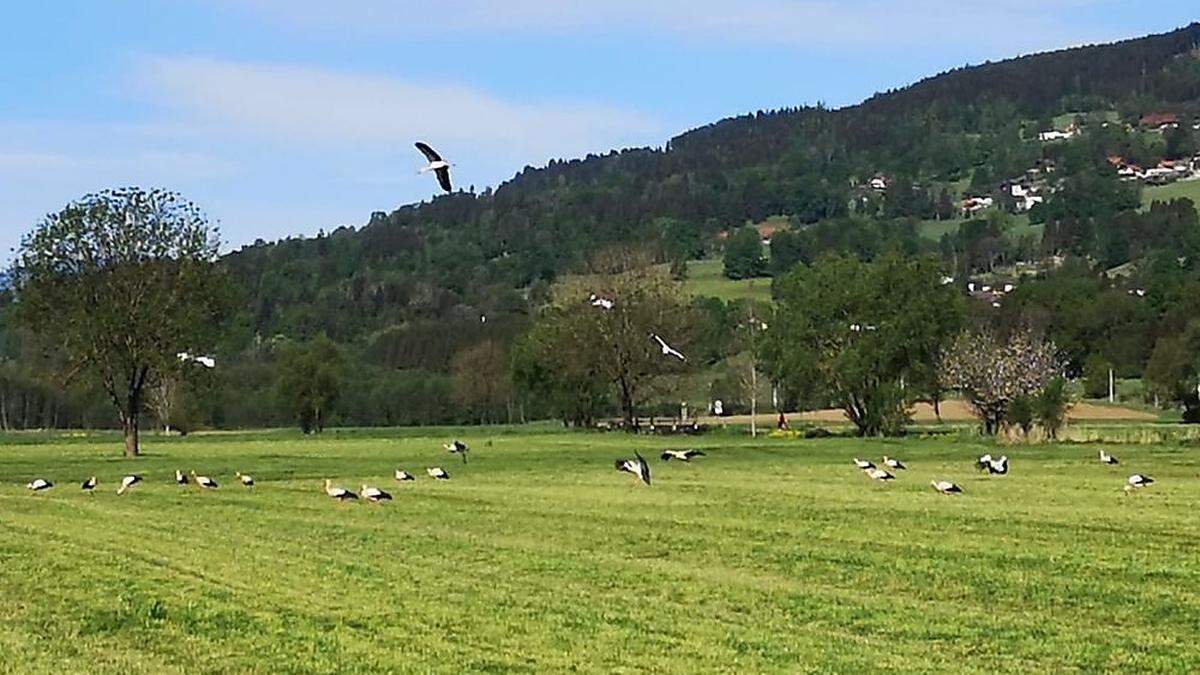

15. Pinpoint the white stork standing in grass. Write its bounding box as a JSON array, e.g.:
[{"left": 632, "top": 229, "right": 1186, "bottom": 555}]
[
  {"left": 1099, "top": 450, "right": 1119, "bottom": 465},
  {"left": 236, "top": 472, "right": 255, "bottom": 488},
  {"left": 651, "top": 334, "right": 686, "bottom": 361},
  {"left": 985, "top": 455, "right": 1009, "bottom": 475},
  {"left": 191, "top": 471, "right": 218, "bottom": 490},
  {"left": 80, "top": 476, "right": 97, "bottom": 493},
  {"left": 26, "top": 478, "right": 53, "bottom": 493},
  {"left": 175, "top": 469, "right": 189, "bottom": 485},
  {"left": 931, "top": 480, "right": 963, "bottom": 495},
  {"left": 361, "top": 484, "right": 392, "bottom": 504},
  {"left": 117, "top": 475, "right": 142, "bottom": 495},
  {"left": 1125, "top": 474, "right": 1154, "bottom": 493},
  {"left": 445, "top": 440, "right": 469, "bottom": 463},
  {"left": 661, "top": 449, "right": 705, "bottom": 462},
  {"left": 427, "top": 467, "right": 451, "bottom": 480},
  {"left": 853, "top": 458, "right": 875, "bottom": 470},
  {"left": 415, "top": 142, "right": 453, "bottom": 192},
  {"left": 865, "top": 468, "right": 895, "bottom": 482},
  {"left": 395, "top": 469, "right": 416, "bottom": 482},
  {"left": 324, "top": 479, "right": 358, "bottom": 501},
  {"left": 883, "top": 456, "right": 906, "bottom": 470},
  {"left": 615, "top": 452, "right": 652, "bottom": 485}
]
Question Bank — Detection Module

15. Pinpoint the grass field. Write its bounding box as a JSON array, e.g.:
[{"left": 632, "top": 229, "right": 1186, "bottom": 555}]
[
  {"left": 1143, "top": 179, "right": 1200, "bottom": 215},
  {"left": 916, "top": 213, "right": 1040, "bottom": 244},
  {"left": 2, "top": 427, "right": 1199, "bottom": 672},
  {"left": 683, "top": 259, "right": 772, "bottom": 303}
]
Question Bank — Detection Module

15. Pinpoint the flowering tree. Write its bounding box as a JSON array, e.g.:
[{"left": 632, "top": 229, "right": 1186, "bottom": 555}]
[{"left": 941, "top": 327, "right": 1061, "bottom": 434}]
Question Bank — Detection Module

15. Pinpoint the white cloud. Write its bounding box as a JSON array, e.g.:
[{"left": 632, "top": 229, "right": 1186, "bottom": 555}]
[
  {"left": 219, "top": 0, "right": 1120, "bottom": 53},
  {"left": 135, "top": 56, "right": 663, "bottom": 166}
]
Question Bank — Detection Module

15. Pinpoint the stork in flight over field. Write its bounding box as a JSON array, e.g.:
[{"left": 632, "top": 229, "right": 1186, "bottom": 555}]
[
  {"left": 651, "top": 334, "right": 686, "bottom": 361},
  {"left": 415, "top": 142, "right": 453, "bottom": 192}
]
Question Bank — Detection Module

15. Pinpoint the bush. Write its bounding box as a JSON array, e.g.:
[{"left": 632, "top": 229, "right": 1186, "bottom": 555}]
[
  {"left": 1006, "top": 395, "right": 1035, "bottom": 437},
  {"left": 1035, "top": 378, "right": 1072, "bottom": 440},
  {"left": 1082, "top": 355, "right": 1112, "bottom": 399}
]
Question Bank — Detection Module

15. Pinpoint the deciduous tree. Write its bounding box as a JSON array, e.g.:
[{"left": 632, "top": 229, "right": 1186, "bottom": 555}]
[
  {"left": 11, "top": 188, "right": 229, "bottom": 456},
  {"left": 760, "top": 254, "right": 963, "bottom": 436}
]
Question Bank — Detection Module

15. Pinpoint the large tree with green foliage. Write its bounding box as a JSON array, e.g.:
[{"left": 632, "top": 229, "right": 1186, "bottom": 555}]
[
  {"left": 277, "top": 334, "right": 344, "bottom": 434},
  {"left": 513, "top": 253, "right": 696, "bottom": 427},
  {"left": 723, "top": 226, "right": 766, "bottom": 280},
  {"left": 11, "top": 188, "right": 229, "bottom": 456},
  {"left": 760, "top": 254, "right": 963, "bottom": 436}
]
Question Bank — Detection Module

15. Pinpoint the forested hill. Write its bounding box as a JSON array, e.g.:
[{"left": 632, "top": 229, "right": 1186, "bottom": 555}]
[{"left": 226, "top": 23, "right": 1200, "bottom": 344}]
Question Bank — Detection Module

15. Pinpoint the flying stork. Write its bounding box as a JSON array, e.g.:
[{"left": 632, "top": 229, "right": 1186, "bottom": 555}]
[
  {"left": 651, "top": 334, "right": 686, "bottom": 361},
  {"left": 415, "top": 142, "right": 453, "bottom": 192}
]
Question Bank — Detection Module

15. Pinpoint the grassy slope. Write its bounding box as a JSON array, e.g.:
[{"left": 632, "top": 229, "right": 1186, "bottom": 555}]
[
  {"left": 1, "top": 428, "right": 1198, "bottom": 672},
  {"left": 917, "top": 213, "right": 1040, "bottom": 243},
  {"left": 1143, "top": 179, "right": 1200, "bottom": 214},
  {"left": 683, "top": 259, "right": 772, "bottom": 303}
]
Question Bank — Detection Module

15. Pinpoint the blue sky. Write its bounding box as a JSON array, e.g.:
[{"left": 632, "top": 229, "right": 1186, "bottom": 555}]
[{"left": 1, "top": 2, "right": 1196, "bottom": 258}]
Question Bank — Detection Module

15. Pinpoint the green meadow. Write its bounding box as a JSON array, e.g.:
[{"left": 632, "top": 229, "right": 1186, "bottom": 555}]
[
  {"left": 1, "top": 427, "right": 1198, "bottom": 673},
  {"left": 1143, "top": 179, "right": 1200, "bottom": 215}
]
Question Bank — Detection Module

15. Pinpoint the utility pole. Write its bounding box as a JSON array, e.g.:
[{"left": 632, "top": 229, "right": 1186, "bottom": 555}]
[
  {"left": 744, "top": 312, "right": 768, "bottom": 439},
  {"left": 1108, "top": 368, "right": 1115, "bottom": 403}
]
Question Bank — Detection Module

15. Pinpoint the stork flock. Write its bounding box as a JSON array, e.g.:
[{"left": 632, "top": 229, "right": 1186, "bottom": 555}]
[
  {"left": 849, "top": 449, "right": 1155, "bottom": 496},
  {"left": 20, "top": 440, "right": 471, "bottom": 505}
]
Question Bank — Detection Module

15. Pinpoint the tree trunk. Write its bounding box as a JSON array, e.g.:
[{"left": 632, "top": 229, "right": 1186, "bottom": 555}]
[
  {"left": 617, "top": 376, "right": 636, "bottom": 431},
  {"left": 123, "top": 386, "right": 142, "bottom": 457}
]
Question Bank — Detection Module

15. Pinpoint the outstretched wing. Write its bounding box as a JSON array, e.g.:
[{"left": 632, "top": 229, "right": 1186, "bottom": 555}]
[
  {"left": 435, "top": 167, "right": 453, "bottom": 192},
  {"left": 635, "top": 452, "right": 652, "bottom": 485},
  {"left": 415, "top": 142, "right": 442, "bottom": 163}
]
